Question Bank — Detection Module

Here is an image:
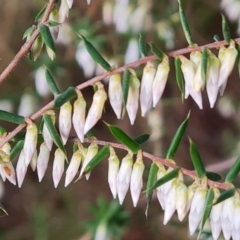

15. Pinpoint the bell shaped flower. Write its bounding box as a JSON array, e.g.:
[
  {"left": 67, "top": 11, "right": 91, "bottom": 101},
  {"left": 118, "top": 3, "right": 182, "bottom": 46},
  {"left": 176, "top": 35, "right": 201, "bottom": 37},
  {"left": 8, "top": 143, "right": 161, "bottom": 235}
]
[
  {"left": 176, "top": 182, "right": 188, "bottom": 221},
  {"left": 152, "top": 55, "right": 170, "bottom": 108},
  {"left": 16, "top": 150, "right": 27, "bottom": 188},
  {"left": 37, "top": 142, "right": 50, "bottom": 182},
  {"left": 108, "top": 73, "right": 123, "bottom": 119},
  {"left": 59, "top": 101, "right": 72, "bottom": 145},
  {"left": 126, "top": 69, "right": 140, "bottom": 125},
  {"left": 232, "top": 195, "right": 240, "bottom": 240},
  {"left": 140, "top": 61, "right": 156, "bottom": 116},
  {"left": 1, "top": 160, "right": 16, "bottom": 185},
  {"left": 30, "top": 150, "right": 38, "bottom": 172},
  {"left": 117, "top": 152, "right": 133, "bottom": 204},
  {"left": 130, "top": 150, "right": 145, "bottom": 207},
  {"left": 108, "top": 146, "right": 120, "bottom": 199},
  {"left": 84, "top": 83, "right": 107, "bottom": 134},
  {"left": 156, "top": 164, "right": 167, "bottom": 210}
]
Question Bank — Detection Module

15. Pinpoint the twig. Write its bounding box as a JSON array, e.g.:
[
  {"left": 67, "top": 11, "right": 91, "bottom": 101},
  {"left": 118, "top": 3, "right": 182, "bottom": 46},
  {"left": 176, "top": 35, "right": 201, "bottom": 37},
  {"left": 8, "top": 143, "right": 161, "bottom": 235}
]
[{"left": 0, "top": 0, "right": 55, "bottom": 83}]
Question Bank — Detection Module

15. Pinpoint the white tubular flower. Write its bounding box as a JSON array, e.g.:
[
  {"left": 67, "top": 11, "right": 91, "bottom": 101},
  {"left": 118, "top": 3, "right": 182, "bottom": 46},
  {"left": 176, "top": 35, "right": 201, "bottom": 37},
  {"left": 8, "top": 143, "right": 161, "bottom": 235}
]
[
  {"left": 108, "top": 73, "right": 123, "bottom": 119},
  {"left": 126, "top": 69, "right": 140, "bottom": 125},
  {"left": 59, "top": 101, "right": 72, "bottom": 145},
  {"left": 49, "top": 8, "right": 59, "bottom": 40},
  {"left": 206, "top": 52, "right": 220, "bottom": 108},
  {"left": 163, "top": 179, "right": 178, "bottom": 225},
  {"left": 218, "top": 41, "right": 238, "bottom": 96},
  {"left": 1, "top": 161, "right": 16, "bottom": 185},
  {"left": 42, "top": 110, "right": 56, "bottom": 151},
  {"left": 37, "top": 142, "right": 50, "bottom": 182},
  {"left": 79, "top": 143, "right": 98, "bottom": 179},
  {"left": 0, "top": 166, "right": 6, "bottom": 182},
  {"left": 180, "top": 55, "right": 203, "bottom": 109},
  {"left": 30, "top": 150, "right": 38, "bottom": 172},
  {"left": 66, "top": 0, "right": 74, "bottom": 8},
  {"left": 188, "top": 186, "right": 207, "bottom": 235},
  {"left": 117, "top": 152, "right": 133, "bottom": 205},
  {"left": 16, "top": 150, "right": 27, "bottom": 188},
  {"left": 140, "top": 62, "right": 156, "bottom": 116},
  {"left": 124, "top": 39, "right": 139, "bottom": 64},
  {"left": 152, "top": 55, "right": 170, "bottom": 108},
  {"left": 59, "top": 0, "right": 69, "bottom": 23},
  {"left": 156, "top": 164, "right": 167, "bottom": 210},
  {"left": 52, "top": 148, "right": 65, "bottom": 188},
  {"left": 65, "top": 150, "right": 82, "bottom": 187},
  {"left": 176, "top": 183, "right": 188, "bottom": 222},
  {"left": 190, "top": 51, "right": 202, "bottom": 68},
  {"left": 23, "top": 119, "right": 38, "bottom": 166},
  {"left": 72, "top": 90, "right": 86, "bottom": 143},
  {"left": 35, "top": 67, "right": 50, "bottom": 98},
  {"left": 84, "top": 83, "right": 107, "bottom": 135},
  {"left": 130, "top": 150, "right": 145, "bottom": 207},
  {"left": 108, "top": 146, "right": 120, "bottom": 199},
  {"left": 232, "top": 196, "right": 240, "bottom": 240},
  {"left": 221, "top": 195, "right": 235, "bottom": 240}
]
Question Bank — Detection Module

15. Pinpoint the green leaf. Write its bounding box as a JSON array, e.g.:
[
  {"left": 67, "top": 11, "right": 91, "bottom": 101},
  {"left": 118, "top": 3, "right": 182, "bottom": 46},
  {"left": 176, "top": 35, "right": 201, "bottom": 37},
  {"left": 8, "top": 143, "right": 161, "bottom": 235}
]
[
  {"left": 76, "top": 34, "right": 111, "bottom": 71},
  {"left": 206, "top": 172, "right": 221, "bottom": 182},
  {"left": 189, "top": 139, "right": 206, "bottom": 179},
  {"left": 10, "top": 140, "right": 24, "bottom": 160},
  {"left": 237, "top": 45, "right": 240, "bottom": 79},
  {"left": 122, "top": 69, "right": 130, "bottom": 106},
  {"left": 201, "top": 48, "right": 208, "bottom": 88},
  {"left": 138, "top": 34, "right": 147, "bottom": 58},
  {"left": 73, "top": 142, "right": 78, "bottom": 153},
  {"left": 214, "top": 188, "right": 235, "bottom": 205},
  {"left": 0, "top": 110, "right": 25, "bottom": 125},
  {"left": 0, "top": 126, "right": 7, "bottom": 136},
  {"left": 225, "top": 156, "right": 240, "bottom": 183},
  {"left": 221, "top": 14, "right": 231, "bottom": 44},
  {"left": 0, "top": 203, "right": 8, "bottom": 215},
  {"left": 198, "top": 188, "right": 214, "bottom": 239},
  {"left": 174, "top": 57, "right": 184, "bottom": 100},
  {"left": 106, "top": 123, "right": 140, "bottom": 154},
  {"left": 54, "top": 87, "right": 77, "bottom": 109},
  {"left": 148, "top": 42, "right": 163, "bottom": 62},
  {"left": 45, "top": 67, "right": 60, "bottom": 95},
  {"left": 166, "top": 112, "right": 190, "bottom": 159},
  {"left": 48, "top": 20, "right": 60, "bottom": 27},
  {"left": 145, "top": 162, "right": 158, "bottom": 218},
  {"left": 134, "top": 134, "right": 150, "bottom": 145},
  {"left": 145, "top": 168, "right": 179, "bottom": 193},
  {"left": 23, "top": 26, "right": 36, "bottom": 40},
  {"left": 43, "top": 114, "right": 66, "bottom": 154},
  {"left": 35, "top": 5, "right": 47, "bottom": 22},
  {"left": 39, "top": 24, "right": 56, "bottom": 53},
  {"left": 84, "top": 145, "right": 110, "bottom": 174},
  {"left": 177, "top": 0, "right": 193, "bottom": 46}
]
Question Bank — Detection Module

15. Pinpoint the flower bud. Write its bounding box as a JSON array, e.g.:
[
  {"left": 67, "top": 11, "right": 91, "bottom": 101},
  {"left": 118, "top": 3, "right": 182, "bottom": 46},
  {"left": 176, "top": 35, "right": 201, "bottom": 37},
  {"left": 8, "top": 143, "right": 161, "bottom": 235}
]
[
  {"left": 176, "top": 182, "right": 188, "bottom": 221},
  {"left": 232, "top": 195, "right": 240, "bottom": 240},
  {"left": 16, "top": 150, "right": 27, "bottom": 188},
  {"left": 117, "top": 152, "right": 133, "bottom": 204},
  {"left": 72, "top": 90, "right": 86, "bottom": 143},
  {"left": 84, "top": 83, "right": 107, "bottom": 134},
  {"left": 130, "top": 150, "right": 145, "bottom": 207},
  {"left": 140, "top": 62, "right": 156, "bottom": 116},
  {"left": 46, "top": 46, "right": 56, "bottom": 61},
  {"left": 156, "top": 163, "right": 167, "bottom": 210},
  {"left": 65, "top": 150, "right": 82, "bottom": 187},
  {"left": 23, "top": 119, "right": 38, "bottom": 166},
  {"left": 30, "top": 150, "right": 38, "bottom": 172},
  {"left": 52, "top": 148, "right": 65, "bottom": 188},
  {"left": 1, "top": 161, "right": 16, "bottom": 185},
  {"left": 190, "top": 51, "right": 202, "bottom": 68},
  {"left": 49, "top": 8, "right": 59, "bottom": 40},
  {"left": 59, "top": 101, "right": 72, "bottom": 145},
  {"left": 0, "top": 140, "right": 11, "bottom": 156},
  {"left": 126, "top": 69, "right": 140, "bottom": 125},
  {"left": 152, "top": 55, "right": 170, "bottom": 108},
  {"left": 108, "top": 146, "right": 120, "bottom": 199},
  {"left": 31, "top": 36, "right": 43, "bottom": 61},
  {"left": 79, "top": 143, "right": 98, "bottom": 179},
  {"left": 42, "top": 110, "right": 56, "bottom": 151},
  {"left": 108, "top": 73, "right": 123, "bottom": 119},
  {"left": 37, "top": 142, "right": 50, "bottom": 182}
]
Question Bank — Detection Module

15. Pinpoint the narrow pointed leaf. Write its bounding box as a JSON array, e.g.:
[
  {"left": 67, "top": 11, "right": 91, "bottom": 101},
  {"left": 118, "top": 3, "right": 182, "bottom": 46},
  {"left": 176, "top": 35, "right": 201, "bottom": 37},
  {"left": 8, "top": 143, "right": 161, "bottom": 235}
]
[
  {"left": 10, "top": 140, "right": 24, "bottom": 160},
  {"left": 43, "top": 114, "right": 66, "bottom": 154},
  {"left": 84, "top": 145, "right": 110, "bottom": 174},
  {"left": 138, "top": 34, "right": 147, "bottom": 58},
  {"left": 225, "top": 156, "right": 240, "bottom": 183},
  {"left": 189, "top": 139, "right": 206, "bottom": 178},
  {"left": 76, "top": 34, "right": 111, "bottom": 71},
  {"left": 174, "top": 57, "right": 184, "bottom": 99},
  {"left": 148, "top": 42, "right": 163, "bottom": 62},
  {"left": 145, "top": 168, "right": 179, "bottom": 193},
  {"left": 106, "top": 123, "right": 140, "bottom": 154},
  {"left": 177, "top": 0, "right": 193, "bottom": 46},
  {"left": 0, "top": 126, "right": 7, "bottom": 136},
  {"left": 214, "top": 188, "right": 235, "bottom": 205},
  {"left": 23, "top": 26, "right": 36, "bottom": 40},
  {"left": 35, "top": 5, "right": 47, "bottom": 22},
  {"left": 201, "top": 47, "right": 208, "bottom": 88},
  {"left": 0, "top": 110, "right": 25, "bottom": 124},
  {"left": 237, "top": 44, "right": 240, "bottom": 79},
  {"left": 134, "top": 134, "right": 150, "bottom": 145},
  {"left": 166, "top": 112, "right": 190, "bottom": 159},
  {"left": 221, "top": 14, "right": 231, "bottom": 44},
  {"left": 54, "top": 87, "right": 77, "bottom": 109},
  {"left": 198, "top": 188, "right": 214, "bottom": 238},
  {"left": 0, "top": 203, "right": 8, "bottom": 215},
  {"left": 145, "top": 162, "right": 158, "bottom": 218},
  {"left": 45, "top": 68, "right": 60, "bottom": 95},
  {"left": 39, "top": 24, "right": 56, "bottom": 52},
  {"left": 122, "top": 69, "right": 130, "bottom": 106},
  {"left": 206, "top": 171, "right": 221, "bottom": 181}
]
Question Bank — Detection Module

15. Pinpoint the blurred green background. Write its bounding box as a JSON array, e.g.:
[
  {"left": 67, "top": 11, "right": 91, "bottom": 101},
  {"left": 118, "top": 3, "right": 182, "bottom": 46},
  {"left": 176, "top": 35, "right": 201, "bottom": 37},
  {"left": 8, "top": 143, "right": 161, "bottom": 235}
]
[{"left": 0, "top": 0, "right": 240, "bottom": 239}]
